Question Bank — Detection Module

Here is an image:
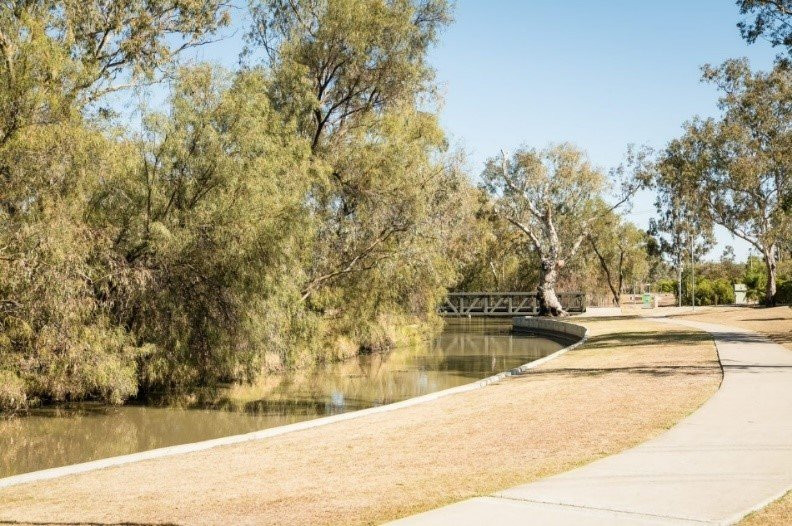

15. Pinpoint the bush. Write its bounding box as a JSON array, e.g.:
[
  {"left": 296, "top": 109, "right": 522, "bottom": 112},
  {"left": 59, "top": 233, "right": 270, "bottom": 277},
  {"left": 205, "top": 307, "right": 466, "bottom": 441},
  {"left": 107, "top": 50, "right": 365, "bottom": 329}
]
[
  {"left": 680, "top": 277, "right": 735, "bottom": 306},
  {"left": 656, "top": 279, "right": 676, "bottom": 293},
  {"left": 777, "top": 280, "right": 792, "bottom": 305},
  {"left": 0, "top": 370, "right": 27, "bottom": 414}
]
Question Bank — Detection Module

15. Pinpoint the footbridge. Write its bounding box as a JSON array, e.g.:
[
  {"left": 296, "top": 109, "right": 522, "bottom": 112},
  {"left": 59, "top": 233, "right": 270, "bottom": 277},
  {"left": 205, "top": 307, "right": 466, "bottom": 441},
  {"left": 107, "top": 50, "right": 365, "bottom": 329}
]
[{"left": 438, "top": 292, "right": 586, "bottom": 317}]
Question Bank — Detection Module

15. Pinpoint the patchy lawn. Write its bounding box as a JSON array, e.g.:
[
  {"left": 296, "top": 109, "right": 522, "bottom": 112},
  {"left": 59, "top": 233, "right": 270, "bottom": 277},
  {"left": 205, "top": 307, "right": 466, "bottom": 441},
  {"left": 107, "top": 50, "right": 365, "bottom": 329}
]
[{"left": 0, "top": 318, "right": 720, "bottom": 526}]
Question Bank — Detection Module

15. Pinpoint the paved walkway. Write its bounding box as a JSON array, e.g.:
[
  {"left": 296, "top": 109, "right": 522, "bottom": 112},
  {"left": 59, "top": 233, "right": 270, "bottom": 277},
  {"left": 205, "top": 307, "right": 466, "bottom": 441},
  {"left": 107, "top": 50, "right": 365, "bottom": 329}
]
[{"left": 389, "top": 318, "right": 792, "bottom": 525}]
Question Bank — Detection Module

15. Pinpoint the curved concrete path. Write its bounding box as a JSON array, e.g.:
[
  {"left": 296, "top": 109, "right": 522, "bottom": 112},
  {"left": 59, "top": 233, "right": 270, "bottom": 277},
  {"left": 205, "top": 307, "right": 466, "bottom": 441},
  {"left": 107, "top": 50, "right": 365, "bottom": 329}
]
[{"left": 389, "top": 317, "right": 792, "bottom": 525}]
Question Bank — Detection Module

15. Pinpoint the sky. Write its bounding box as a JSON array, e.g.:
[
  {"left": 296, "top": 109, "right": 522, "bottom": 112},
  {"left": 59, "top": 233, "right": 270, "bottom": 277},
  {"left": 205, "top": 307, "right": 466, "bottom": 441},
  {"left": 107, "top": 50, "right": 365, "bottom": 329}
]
[{"left": 180, "top": 0, "right": 778, "bottom": 261}]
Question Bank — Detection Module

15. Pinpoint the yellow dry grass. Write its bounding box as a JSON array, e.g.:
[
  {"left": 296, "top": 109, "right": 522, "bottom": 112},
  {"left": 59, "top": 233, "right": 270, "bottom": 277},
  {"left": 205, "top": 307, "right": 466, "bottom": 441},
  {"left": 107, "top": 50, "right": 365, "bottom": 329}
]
[
  {"left": 0, "top": 318, "right": 721, "bottom": 526},
  {"left": 741, "top": 490, "right": 792, "bottom": 526},
  {"left": 677, "top": 305, "right": 792, "bottom": 352}
]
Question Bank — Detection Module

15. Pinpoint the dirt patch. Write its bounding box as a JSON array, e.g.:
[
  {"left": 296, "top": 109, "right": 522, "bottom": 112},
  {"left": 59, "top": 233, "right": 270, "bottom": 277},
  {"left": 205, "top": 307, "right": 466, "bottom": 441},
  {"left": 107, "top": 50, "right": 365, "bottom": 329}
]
[{"left": 0, "top": 318, "right": 721, "bottom": 526}]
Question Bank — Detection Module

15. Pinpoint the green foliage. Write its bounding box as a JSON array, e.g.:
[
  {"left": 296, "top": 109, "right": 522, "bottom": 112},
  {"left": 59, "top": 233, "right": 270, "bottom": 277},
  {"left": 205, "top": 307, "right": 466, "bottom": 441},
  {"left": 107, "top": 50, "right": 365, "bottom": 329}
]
[
  {"left": 96, "top": 66, "right": 314, "bottom": 393},
  {"left": 588, "top": 208, "right": 652, "bottom": 304},
  {"left": 656, "top": 279, "right": 676, "bottom": 293},
  {"left": 738, "top": 0, "right": 792, "bottom": 65},
  {"left": 0, "top": 0, "right": 474, "bottom": 412},
  {"left": 678, "top": 274, "right": 735, "bottom": 306},
  {"left": 0, "top": 1, "right": 230, "bottom": 411},
  {"left": 673, "top": 59, "right": 791, "bottom": 304},
  {"left": 0, "top": 121, "right": 146, "bottom": 409},
  {"left": 776, "top": 280, "right": 792, "bottom": 304},
  {"left": 744, "top": 259, "right": 768, "bottom": 301}
]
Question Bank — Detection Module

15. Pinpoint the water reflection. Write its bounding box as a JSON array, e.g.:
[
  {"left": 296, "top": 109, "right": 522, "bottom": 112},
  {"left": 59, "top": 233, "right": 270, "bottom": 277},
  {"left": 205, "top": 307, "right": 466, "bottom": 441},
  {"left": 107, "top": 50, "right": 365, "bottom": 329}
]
[{"left": 0, "top": 319, "right": 566, "bottom": 477}]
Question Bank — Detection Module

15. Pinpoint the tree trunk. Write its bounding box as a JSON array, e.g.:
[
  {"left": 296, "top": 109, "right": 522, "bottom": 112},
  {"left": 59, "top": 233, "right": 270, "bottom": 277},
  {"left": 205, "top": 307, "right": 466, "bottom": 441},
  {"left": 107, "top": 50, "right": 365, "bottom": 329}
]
[
  {"left": 764, "top": 246, "right": 778, "bottom": 306},
  {"left": 589, "top": 237, "right": 620, "bottom": 306},
  {"left": 537, "top": 258, "right": 566, "bottom": 316}
]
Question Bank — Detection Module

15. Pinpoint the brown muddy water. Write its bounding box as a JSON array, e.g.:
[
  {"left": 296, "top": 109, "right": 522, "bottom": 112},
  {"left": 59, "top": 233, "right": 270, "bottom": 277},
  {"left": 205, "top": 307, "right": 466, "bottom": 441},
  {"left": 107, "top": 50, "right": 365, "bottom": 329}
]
[{"left": 0, "top": 319, "right": 568, "bottom": 477}]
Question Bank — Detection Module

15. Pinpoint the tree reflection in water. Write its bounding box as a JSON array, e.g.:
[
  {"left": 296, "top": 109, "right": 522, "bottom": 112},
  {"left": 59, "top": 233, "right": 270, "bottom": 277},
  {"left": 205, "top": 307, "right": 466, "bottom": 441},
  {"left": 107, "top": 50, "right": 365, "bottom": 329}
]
[{"left": 0, "top": 319, "right": 566, "bottom": 477}]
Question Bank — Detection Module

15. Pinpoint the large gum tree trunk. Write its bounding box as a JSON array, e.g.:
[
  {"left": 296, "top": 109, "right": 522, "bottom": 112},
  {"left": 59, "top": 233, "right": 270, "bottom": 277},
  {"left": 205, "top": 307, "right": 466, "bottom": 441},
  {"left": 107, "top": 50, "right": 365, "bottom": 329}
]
[
  {"left": 764, "top": 246, "right": 778, "bottom": 306},
  {"left": 537, "top": 258, "right": 566, "bottom": 316}
]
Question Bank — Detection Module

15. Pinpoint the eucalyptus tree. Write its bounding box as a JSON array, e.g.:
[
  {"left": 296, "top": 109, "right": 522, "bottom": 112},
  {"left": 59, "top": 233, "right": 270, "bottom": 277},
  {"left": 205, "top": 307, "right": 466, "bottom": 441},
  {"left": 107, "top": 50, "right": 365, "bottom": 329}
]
[
  {"left": 588, "top": 211, "right": 651, "bottom": 307},
  {"left": 649, "top": 140, "right": 715, "bottom": 307},
  {"left": 738, "top": 0, "right": 792, "bottom": 65},
  {"left": 679, "top": 60, "right": 790, "bottom": 305},
  {"left": 482, "top": 144, "right": 647, "bottom": 316}
]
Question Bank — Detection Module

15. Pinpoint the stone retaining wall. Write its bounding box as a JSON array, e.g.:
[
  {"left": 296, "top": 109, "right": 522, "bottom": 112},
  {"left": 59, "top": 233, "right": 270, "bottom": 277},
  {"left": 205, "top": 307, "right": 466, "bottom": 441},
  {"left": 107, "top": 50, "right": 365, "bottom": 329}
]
[{"left": 512, "top": 316, "right": 589, "bottom": 340}]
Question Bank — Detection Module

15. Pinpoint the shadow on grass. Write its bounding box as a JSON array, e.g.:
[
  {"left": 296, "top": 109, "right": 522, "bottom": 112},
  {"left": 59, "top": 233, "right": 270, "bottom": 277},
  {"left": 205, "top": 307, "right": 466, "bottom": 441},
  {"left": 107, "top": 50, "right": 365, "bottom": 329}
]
[
  {"left": 515, "top": 329, "right": 722, "bottom": 379},
  {"left": 570, "top": 315, "right": 641, "bottom": 323},
  {"left": 526, "top": 364, "right": 720, "bottom": 379},
  {"left": 582, "top": 330, "right": 713, "bottom": 350}
]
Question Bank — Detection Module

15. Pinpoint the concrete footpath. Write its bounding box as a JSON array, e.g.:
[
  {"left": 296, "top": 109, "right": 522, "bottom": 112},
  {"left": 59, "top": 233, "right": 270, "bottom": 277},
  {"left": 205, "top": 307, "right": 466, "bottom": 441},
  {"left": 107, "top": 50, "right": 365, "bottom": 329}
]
[{"left": 389, "top": 318, "right": 792, "bottom": 525}]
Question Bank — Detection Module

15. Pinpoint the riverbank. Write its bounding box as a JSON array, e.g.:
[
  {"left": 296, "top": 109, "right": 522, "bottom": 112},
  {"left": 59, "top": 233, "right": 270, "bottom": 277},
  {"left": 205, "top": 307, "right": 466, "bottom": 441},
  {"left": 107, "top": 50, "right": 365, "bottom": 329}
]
[{"left": 0, "top": 317, "right": 720, "bottom": 525}]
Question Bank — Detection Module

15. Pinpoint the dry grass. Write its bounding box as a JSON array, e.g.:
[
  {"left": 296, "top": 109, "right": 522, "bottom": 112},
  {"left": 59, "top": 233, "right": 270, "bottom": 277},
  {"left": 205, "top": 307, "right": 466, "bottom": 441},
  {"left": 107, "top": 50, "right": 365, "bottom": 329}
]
[
  {"left": 741, "top": 490, "right": 792, "bottom": 526},
  {"left": 0, "top": 318, "right": 721, "bottom": 526},
  {"left": 676, "top": 305, "right": 792, "bottom": 352}
]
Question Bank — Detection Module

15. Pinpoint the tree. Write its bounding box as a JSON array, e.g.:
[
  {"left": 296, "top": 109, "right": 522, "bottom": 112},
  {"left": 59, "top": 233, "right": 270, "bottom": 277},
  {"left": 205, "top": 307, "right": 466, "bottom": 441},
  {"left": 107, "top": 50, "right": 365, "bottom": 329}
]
[
  {"left": 650, "top": 140, "right": 715, "bottom": 307},
  {"left": 0, "top": 0, "right": 230, "bottom": 149},
  {"left": 481, "top": 144, "right": 646, "bottom": 316},
  {"left": 96, "top": 66, "right": 313, "bottom": 393},
  {"left": 588, "top": 212, "right": 650, "bottom": 306},
  {"left": 0, "top": 1, "right": 231, "bottom": 411},
  {"left": 737, "top": 0, "right": 792, "bottom": 65},
  {"left": 680, "top": 60, "right": 790, "bottom": 305},
  {"left": 246, "top": 0, "right": 465, "bottom": 324},
  {"left": 248, "top": 0, "right": 451, "bottom": 152}
]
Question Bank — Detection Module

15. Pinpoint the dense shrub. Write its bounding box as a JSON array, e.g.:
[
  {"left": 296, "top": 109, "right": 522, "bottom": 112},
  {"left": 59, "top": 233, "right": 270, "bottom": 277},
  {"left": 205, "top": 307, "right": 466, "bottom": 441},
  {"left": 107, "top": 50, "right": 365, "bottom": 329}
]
[
  {"left": 656, "top": 279, "right": 676, "bottom": 293},
  {"left": 693, "top": 278, "right": 735, "bottom": 306},
  {"left": 777, "top": 280, "right": 792, "bottom": 305}
]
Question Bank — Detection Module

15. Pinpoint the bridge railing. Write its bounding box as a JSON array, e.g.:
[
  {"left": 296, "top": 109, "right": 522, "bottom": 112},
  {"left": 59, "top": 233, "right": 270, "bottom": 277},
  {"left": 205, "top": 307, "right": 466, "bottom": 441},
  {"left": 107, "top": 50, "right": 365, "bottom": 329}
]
[{"left": 438, "top": 292, "right": 586, "bottom": 317}]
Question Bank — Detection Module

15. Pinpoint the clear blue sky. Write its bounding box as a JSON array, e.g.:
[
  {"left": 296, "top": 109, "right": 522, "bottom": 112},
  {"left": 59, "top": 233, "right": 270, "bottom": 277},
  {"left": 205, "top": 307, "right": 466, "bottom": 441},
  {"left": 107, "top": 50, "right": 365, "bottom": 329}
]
[{"left": 183, "top": 0, "right": 777, "bottom": 261}]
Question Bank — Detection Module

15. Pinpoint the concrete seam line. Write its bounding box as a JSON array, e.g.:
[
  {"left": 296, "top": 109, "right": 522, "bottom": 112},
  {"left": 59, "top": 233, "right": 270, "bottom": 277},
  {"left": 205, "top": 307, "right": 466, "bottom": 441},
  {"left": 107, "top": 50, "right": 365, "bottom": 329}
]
[
  {"left": 490, "top": 495, "right": 714, "bottom": 524},
  {"left": 0, "top": 317, "right": 587, "bottom": 491}
]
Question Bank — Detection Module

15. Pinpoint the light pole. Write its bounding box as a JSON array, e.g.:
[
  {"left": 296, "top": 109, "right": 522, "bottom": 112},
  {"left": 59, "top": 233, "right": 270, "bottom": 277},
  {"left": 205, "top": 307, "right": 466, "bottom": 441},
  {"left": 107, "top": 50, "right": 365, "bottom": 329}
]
[{"left": 690, "top": 234, "right": 696, "bottom": 312}]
